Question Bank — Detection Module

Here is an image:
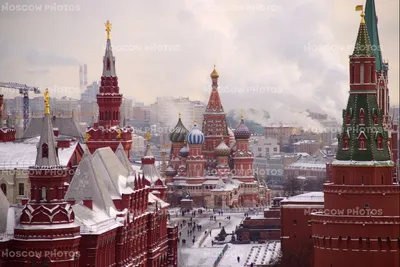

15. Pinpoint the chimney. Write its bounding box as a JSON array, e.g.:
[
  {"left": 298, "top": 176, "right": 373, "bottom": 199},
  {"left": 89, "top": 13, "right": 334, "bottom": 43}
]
[
  {"left": 84, "top": 64, "right": 88, "bottom": 86},
  {"left": 79, "top": 66, "right": 83, "bottom": 89},
  {"left": 83, "top": 198, "right": 93, "bottom": 210}
]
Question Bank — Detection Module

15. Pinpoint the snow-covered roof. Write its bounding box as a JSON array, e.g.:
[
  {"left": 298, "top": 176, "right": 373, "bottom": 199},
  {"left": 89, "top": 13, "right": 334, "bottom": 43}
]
[
  {"left": 332, "top": 160, "right": 393, "bottom": 167},
  {"left": 281, "top": 192, "right": 324, "bottom": 203},
  {"left": 0, "top": 141, "right": 80, "bottom": 169},
  {"left": 148, "top": 193, "right": 169, "bottom": 209},
  {"left": 72, "top": 204, "right": 121, "bottom": 234}
]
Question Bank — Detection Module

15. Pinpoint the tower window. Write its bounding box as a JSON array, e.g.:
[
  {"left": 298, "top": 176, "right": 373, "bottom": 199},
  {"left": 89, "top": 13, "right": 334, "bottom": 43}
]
[
  {"left": 106, "top": 58, "right": 111, "bottom": 71},
  {"left": 18, "top": 183, "right": 24, "bottom": 196},
  {"left": 343, "top": 133, "right": 349, "bottom": 150},
  {"left": 342, "top": 175, "right": 345, "bottom": 184},
  {"left": 359, "top": 109, "right": 365, "bottom": 125},
  {"left": 381, "top": 175, "right": 384, "bottom": 184},
  {"left": 42, "top": 143, "right": 49, "bottom": 158},
  {"left": 358, "top": 132, "right": 367, "bottom": 151},
  {"left": 361, "top": 176, "right": 364, "bottom": 185},
  {"left": 360, "top": 64, "right": 365, "bottom": 84},
  {"left": 41, "top": 187, "right": 47, "bottom": 201},
  {"left": 377, "top": 134, "right": 383, "bottom": 150}
]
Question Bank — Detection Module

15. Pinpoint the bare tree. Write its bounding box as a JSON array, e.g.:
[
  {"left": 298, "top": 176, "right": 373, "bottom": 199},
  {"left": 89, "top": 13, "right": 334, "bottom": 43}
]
[{"left": 283, "top": 175, "right": 302, "bottom": 196}]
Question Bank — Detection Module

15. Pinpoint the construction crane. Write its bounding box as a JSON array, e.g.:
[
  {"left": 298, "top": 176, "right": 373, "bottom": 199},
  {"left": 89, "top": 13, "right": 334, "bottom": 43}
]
[{"left": 0, "top": 82, "right": 41, "bottom": 131}]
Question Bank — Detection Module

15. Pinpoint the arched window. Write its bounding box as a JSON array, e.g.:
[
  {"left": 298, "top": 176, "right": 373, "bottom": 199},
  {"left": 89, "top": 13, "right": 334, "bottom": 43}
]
[
  {"left": 358, "top": 132, "right": 367, "bottom": 151},
  {"left": 343, "top": 133, "right": 349, "bottom": 150},
  {"left": 377, "top": 134, "right": 383, "bottom": 150},
  {"left": 41, "top": 187, "right": 47, "bottom": 201},
  {"left": 106, "top": 58, "right": 111, "bottom": 71},
  {"left": 359, "top": 109, "right": 365, "bottom": 125},
  {"left": 42, "top": 143, "right": 49, "bottom": 158},
  {"left": 0, "top": 183, "right": 6, "bottom": 196}
]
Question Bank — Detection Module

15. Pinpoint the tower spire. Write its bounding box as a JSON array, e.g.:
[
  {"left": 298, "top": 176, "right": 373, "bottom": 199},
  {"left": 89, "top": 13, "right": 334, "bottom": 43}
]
[
  {"left": 35, "top": 89, "right": 60, "bottom": 166},
  {"left": 352, "top": 5, "right": 373, "bottom": 57},
  {"left": 365, "top": 0, "right": 383, "bottom": 71},
  {"left": 105, "top": 20, "right": 112, "bottom": 40}
]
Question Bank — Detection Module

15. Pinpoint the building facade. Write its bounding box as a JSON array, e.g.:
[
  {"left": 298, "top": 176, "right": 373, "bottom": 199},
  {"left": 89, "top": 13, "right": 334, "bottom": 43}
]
[{"left": 311, "top": 9, "right": 400, "bottom": 266}]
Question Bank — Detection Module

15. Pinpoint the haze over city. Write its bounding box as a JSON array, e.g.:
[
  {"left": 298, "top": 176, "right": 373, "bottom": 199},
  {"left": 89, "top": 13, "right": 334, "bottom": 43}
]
[{"left": 0, "top": 0, "right": 399, "bottom": 127}]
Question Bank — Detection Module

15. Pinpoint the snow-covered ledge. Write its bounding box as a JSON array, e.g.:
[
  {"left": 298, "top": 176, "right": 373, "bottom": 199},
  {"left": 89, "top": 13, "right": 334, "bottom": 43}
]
[{"left": 332, "top": 160, "right": 394, "bottom": 167}]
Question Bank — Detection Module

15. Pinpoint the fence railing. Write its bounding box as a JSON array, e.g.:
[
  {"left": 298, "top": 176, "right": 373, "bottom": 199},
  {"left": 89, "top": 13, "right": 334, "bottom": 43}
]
[{"left": 213, "top": 244, "right": 229, "bottom": 267}]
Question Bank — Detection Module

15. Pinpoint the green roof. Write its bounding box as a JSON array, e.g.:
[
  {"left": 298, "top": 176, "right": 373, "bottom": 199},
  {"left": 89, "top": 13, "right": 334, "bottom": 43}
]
[
  {"left": 365, "top": 0, "right": 383, "bottom": 71},
  {"left": 336, "top": 93, "right": 391, "bottom": 161},
  {"left": 352, "top": 14, "right": 374, "bottom": 57}
]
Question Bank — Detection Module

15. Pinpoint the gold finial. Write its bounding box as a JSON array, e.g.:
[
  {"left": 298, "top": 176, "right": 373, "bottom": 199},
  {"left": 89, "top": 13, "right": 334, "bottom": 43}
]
[
  {"left": 116, "top": 129, "right": 122, "bottom": 139},
  {"left": 210, "top": 65, "right": 219, "bottom": 78},
  {"left": 44, "top": 89, "right": 50, "bottom": 115},
  {"left": 355, "top": 5, "right": 365, "bottom": 24},
  {"left": 194, "top": 119, "right": 197, "bottom": 125},
  {"left": 105, "top": 20, "right": 112, "bottom": 40},
  {"left": 241, "top": 109, "right": 244, "bottom": 120},
  {"left": 85, "top": 133, "right": 91, "bottom": 143},
  {"left": 145, "top": 131, "right": 151, "bottom": 140},
  {"left": 179, "top": 112, "right": 181, "bottom": 119}
]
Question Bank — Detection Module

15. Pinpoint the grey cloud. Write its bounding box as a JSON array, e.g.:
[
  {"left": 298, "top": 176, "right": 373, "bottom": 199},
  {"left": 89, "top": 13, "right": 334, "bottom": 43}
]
[{"left": 25, "top": 50, "right": 80, "bottom": 66}]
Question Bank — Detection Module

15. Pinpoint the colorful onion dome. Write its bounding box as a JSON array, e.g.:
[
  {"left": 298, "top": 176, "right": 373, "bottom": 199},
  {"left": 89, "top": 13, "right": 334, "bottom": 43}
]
[
  {"left": 165, "top": 166, "right": 177, "bottom": 177},
  {"left": 215, "top": 140, "right": 231, "bottom": 156},
  {"left": 179, "top": 144, "right": 189, "bottom": 157},
  {"left": 186, "top": 123, "right": 205, "bottom": 144},
  {"left": 234, "top": 119, "right": 251, "bottom": 139},
  {"left": 210, "top": 65, "right": 219, "bottom": 79},
  {"left": 169, "top": 116, "right": 189, "bottom": 143}
]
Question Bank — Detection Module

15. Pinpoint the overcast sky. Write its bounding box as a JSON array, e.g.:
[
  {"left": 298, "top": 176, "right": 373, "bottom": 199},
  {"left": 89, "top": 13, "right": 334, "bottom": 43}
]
[{"left": 0, "top": 0, "right": 398, "bottom": 126}]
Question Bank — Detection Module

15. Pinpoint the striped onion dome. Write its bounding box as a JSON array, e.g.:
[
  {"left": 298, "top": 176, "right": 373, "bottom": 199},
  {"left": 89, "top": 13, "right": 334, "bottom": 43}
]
[
  {"left": 186, "top": 123, "right": 205, "bottom": 144},
  {"left": 179, "top": 144, "right": 189, "bottom": 157},
  {"left": 169, "top": 117, "right": 189, "bottom": 143},
  {"left": 234, "top": 119, "right": 251, "bottom": 139},
  {"left": 215, "top": 140, "right": 231, "bottom": 156}
]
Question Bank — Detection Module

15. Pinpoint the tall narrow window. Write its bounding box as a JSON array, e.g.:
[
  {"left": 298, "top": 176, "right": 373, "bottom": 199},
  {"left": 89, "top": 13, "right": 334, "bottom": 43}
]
[
  {"left": 18, "top": 183, "right": 24, "bottom": 196},
  {"left": 361, "top": 176, "right": 364, "bottom": 185},
  {"left": 377, "top": 134, "right": 383, "bottom": 150},
  {"left": 371, "top": 64, "right": 375, "bottom": 83},
  {"left": 360, "top": 64, "right": 365, "bottom": 84},
  {"left": 41, "top": 187, "right": 47, "bottom": 201},
  {"left": 106, "top": 58, "right": 111, "bottom": 71},
  {"left": 350, "top": 65, "right": 355, "bottom": 83},
  {"left": 42, "top": 143, "right": 49, "bottom": 158},
  {"left": 381, "top": 175, "right": 384, "bottom": 185},
  {"left": 359, "top": 109, "right": 365, "bottom": 125},
  {"left": 0, "top": 183, "right": 6, "bottom": 196},
  {"left": 343, "top": 175, "right": 345, "bottom": 184}
]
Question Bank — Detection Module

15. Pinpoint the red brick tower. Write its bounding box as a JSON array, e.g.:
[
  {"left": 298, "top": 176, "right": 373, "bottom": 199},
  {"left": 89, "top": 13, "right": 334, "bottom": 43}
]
[
  {"left": 202, "top": 66, "right": 230, "bottom": 169},
  {"left": 365, "top": 0, "right": 398, "bottom": 181},
  {"left": 312, "top": 7, "right": 400, "bottom": 267},
  {"left": 10, "top": 90, "right": 81, "bottom": 266},
  {"left": 86, "top": 20, "right": 133, "bottom": 158}
]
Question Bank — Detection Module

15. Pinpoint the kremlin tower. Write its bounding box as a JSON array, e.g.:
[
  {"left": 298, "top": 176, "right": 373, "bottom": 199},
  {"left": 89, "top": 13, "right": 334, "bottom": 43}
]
[
  {"left": 311, "top": 6, "right": 400, "bottom": 267},
  {"left": 86, "top": 20, "right": 133, "bottom": 158},
  {"left": 364, "top": 0, "right": 398, "bottom": 182}
]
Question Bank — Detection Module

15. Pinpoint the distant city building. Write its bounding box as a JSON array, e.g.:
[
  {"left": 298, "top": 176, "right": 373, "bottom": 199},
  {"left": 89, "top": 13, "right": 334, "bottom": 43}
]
[
  {"left": 292, "top": 140, "right": 321, "bottom": 155},
  {"left": 250, "top": 136, "right": 280, "bottom": 158}
]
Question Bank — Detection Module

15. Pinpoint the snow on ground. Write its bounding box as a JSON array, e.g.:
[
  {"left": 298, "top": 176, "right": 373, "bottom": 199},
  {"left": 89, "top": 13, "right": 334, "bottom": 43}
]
[
  {"left": 218, "top": 244, "right": 254, "bottom": 267},
  {"left": 178, "top": 247, "right": 223, "bottom": 267}
]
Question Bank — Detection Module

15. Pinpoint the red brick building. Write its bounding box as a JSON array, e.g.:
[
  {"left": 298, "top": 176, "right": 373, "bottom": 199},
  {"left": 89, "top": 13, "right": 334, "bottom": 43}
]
[
  {"left": 281, "top": 192, "right": 324, "bottom": 267},
  {"left": 311, "top": 7, "right": 400, "bottom": 267}
]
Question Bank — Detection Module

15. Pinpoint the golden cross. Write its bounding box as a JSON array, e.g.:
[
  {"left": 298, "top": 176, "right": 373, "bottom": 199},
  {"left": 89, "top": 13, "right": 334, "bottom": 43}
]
[{"left": 105, "top": 20, "right": 112, "bottom": 40}]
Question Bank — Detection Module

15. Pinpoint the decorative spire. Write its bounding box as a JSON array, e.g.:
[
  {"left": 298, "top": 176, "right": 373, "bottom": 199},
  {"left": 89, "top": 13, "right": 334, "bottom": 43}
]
[
  {"left": 365, "top": 0, "right": 383, "bottom": 71},
  {"left": 102, "top": 21, "right": 117, "bottom": 77},
  {"left": 35, "top": 89, "right": 60, "bottom": 166},
  {"left": 205, "top": 65, "right": 224, "bottom": 113},
  {"left": 145, "top": 131, "right": 151, "bottom": 148},
  {"left": 241, "top": 109, "right": 244, "bottom": 120},
  {"left": 44, "top": 89, "right": 50, "bottom": 115},
  {"left": 105, "top": 20, "right": 112, "bottom": 40},
  {"left": 352, "top": 5, "right": 374, "bottom": 57}
]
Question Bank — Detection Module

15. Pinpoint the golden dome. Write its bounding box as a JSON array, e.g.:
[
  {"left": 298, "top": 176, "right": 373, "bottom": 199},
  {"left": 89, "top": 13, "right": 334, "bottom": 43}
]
[{"left": 210, "top": 65, "right": 219, "bottom": 78}]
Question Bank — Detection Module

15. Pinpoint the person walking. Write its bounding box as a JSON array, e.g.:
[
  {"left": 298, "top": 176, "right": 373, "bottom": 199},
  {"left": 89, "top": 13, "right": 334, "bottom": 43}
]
[{"left": 237, "top": 256, "right": 240, "bottom": 263}]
